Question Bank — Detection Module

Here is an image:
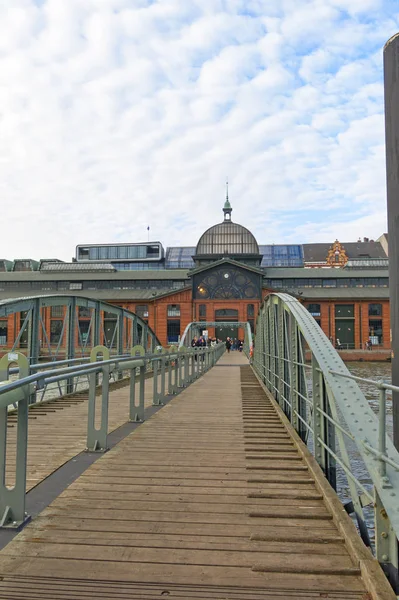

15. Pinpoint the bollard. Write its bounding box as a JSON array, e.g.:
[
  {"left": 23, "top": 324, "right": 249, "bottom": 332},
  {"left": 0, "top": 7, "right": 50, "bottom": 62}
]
[
  {"left": 87, "top": 346, "right": 110, "bottom": 452},
  {"left": 0, "top": 352, "right": 31, "bottom": 529}
]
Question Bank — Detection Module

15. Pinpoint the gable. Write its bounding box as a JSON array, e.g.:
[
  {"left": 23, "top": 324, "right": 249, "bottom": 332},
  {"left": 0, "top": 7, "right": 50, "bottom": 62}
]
[{"left": 193, "top": 263, "right": 262, "bottom": 300}]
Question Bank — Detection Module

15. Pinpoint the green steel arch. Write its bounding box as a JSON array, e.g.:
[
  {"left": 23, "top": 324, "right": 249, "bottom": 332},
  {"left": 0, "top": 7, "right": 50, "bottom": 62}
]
[
  {"left": 0, "top": 295, "right": 161, "bottom": 364},
  {"left": 253, "top": 292, "right": 399, "bottom": 584}
]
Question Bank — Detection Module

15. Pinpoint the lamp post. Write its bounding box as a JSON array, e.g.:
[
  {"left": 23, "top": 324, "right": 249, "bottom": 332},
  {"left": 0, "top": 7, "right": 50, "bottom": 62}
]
[{"left": 384, "top": 33, "right": 399, "bottom": 450}]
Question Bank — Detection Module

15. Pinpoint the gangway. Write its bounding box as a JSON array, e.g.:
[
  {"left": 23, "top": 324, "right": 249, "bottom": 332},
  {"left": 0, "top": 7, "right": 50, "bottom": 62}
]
[{"left": 0, "top": 293, "right": 398, "bottom": 597}]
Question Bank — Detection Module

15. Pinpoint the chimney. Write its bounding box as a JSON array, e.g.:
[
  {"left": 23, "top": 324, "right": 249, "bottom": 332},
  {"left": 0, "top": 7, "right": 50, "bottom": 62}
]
[{"left": 363, "top": 237, "right": 369, "bottom": 243}]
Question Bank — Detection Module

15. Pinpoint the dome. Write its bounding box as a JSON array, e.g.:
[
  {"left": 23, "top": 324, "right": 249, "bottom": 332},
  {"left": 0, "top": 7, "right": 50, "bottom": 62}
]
[{"left": 196, "top": 221, "right": 259, "bottom": 256}]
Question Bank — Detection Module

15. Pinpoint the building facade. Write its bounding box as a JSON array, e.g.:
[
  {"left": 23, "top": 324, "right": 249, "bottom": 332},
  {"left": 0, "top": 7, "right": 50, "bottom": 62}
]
[{"left": 0, "top": 200, "right": 390, "bottom": 351}]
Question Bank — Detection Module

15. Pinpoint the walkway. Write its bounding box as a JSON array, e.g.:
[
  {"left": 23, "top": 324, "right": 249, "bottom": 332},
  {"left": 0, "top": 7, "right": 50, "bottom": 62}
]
[
  {"left": 0, "top": 352, "right": 392, "bottom": 599},
  {"left": 6, "top": 372, "right": 158, "bottom": 491}
]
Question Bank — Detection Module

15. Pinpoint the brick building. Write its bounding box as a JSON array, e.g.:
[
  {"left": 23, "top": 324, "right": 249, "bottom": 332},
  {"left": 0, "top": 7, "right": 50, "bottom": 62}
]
[{"left": 0, "top": 199, "right": 390, "bottom": 351}]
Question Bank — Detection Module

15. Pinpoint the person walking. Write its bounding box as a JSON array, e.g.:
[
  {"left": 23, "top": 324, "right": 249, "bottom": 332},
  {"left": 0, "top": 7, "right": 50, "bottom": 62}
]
[{"left": 225, "top": 337, "right": 232, "bottom": 354}]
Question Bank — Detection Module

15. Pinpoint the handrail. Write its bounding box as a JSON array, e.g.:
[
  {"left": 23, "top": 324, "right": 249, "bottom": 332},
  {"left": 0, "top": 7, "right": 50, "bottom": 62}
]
[
  {"left": 0, "top": 342, "right": 225, "bottom": 529},
  {"left": 251, "top": 292, "right": 399, "bottom": 592}
]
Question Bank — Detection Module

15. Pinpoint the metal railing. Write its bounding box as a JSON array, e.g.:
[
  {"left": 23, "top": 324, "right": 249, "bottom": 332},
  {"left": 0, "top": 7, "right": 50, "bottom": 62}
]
[
  {"left": 252, "top": 293, "right": 399, "bottom": 592},
  {"left": 0, "top": 295, "right": 161, "bottom": 366},
  {"left": 0, "top": 342, "right": 225, "bottom": 530}
]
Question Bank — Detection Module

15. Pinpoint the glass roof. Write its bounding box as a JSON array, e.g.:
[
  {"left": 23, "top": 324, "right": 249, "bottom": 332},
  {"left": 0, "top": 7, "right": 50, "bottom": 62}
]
[
  {"left": 166, "top": 247, "right": 196, "bottom": 269},
  {"left": 260, "top": 245, "right": 304, "bottom": 267},
  {"left": 196, "top": 222, "right": 259, "bottom": 256}
]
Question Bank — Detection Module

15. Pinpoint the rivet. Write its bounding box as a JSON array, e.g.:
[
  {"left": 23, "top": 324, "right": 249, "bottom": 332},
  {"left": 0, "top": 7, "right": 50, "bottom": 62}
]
[{"left": 382, "top": 554, "right": 389, "bottom": 561}]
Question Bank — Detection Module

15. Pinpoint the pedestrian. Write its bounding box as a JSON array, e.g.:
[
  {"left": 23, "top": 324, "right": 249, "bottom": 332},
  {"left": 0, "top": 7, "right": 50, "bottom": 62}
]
[
  {"left": 225, "top": 337, "right": 232, "bottom": 354},
  {"left": 336, "top": 338, "right": 341, "bottom": 350}
]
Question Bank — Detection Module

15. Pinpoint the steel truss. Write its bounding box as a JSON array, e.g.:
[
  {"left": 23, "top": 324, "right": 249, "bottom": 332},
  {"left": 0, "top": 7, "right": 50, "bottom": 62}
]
[
  {"left": 253, "top": 292, "right": 399, "bottom": 591},
  {"left": 0, "top": 295, "right": 161, "bottom": 363}
]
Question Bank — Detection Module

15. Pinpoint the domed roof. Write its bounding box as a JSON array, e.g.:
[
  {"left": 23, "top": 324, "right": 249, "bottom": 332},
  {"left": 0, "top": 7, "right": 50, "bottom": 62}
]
[{"left": 196, "top": 221, "right": 259, "bottom": 256}]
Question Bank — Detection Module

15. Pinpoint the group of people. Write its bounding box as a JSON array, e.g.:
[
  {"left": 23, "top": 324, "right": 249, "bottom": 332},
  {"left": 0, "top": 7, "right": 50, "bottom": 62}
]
[
  {"left": 225, "top": 337, "right": 244, "bottom": 353},
  {"left": 191, "top": 336, "right": 219, "bottom": 348},
  {"left": 330, "top": 337, "right": 374, "bottom": 350}
]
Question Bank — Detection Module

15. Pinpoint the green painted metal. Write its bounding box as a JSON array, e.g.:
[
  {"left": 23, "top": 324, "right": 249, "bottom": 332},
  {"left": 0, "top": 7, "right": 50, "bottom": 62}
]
[
  {"left": 0, "top": 342, "right": 225, "bottom": 531},
  {"left": 87, "top": 345, "right": 111, "bottom": 452},
  {"left": 0, "top": 295, "right": 161, "bottom": 369},
  {"left": 0, "top": 352, "right": 30, "bottom": 528},
  {"left": 253, "top": 292, "right": 399, "bottom": 587}
]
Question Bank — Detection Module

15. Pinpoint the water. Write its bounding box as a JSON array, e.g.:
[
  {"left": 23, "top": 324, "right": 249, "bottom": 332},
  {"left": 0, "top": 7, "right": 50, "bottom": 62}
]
[{"left": 329, "top": 362, "right": 392, "bottom": 547}]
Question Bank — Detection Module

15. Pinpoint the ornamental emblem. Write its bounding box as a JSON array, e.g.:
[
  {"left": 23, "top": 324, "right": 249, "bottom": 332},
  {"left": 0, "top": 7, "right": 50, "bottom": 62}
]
[{"left": 326, "top": 240, "right": 348, "bottom": 267}]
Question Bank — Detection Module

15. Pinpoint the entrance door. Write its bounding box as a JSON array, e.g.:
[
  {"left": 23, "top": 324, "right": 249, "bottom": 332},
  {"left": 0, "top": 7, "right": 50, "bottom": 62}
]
[
  {"left": 216, "top": 325, "right": 238, "bottom": 342},
  {"left": 215, "top": 309, "right": 238, "bottom": 342},
  {"left": 335, "top": 320, "right": 354, "bottom": 348}
]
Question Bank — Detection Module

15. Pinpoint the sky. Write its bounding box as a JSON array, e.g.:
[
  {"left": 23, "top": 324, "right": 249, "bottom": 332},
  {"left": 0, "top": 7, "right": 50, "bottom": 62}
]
[{"left": 0, "top": 0, "right": 398, "bottom": 261}]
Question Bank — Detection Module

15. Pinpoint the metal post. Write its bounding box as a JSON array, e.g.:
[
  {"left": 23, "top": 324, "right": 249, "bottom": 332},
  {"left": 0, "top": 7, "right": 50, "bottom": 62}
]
[
  {"left": 290, "top": 316, "right": 299, "bottom": 430},
  {"left": 168, "top": 354, "right": 173, "bottom": 394},
  {"left": 66, "top": 297, "right": 76, "bottom": 394},
  {"left": 375, "top": 490, "right": 399, "bottom": 592},
  {"left": 312, "top": 356, "right": 326, "bottom": 473},
  {"left": 0, "top": 352, "right": 30, "bottom": 529},
  {"left": 384, "top": 33, "right": 399, "bottom": 450},
  {"left": 117, "top": 313, "right": 124, "bottom": 381},
  {"left": 379, "top": 387, "right": 387, "bottom": 477},
  {"left": 152, "top": 358, "right": 159, "bottom": 405},
  {"left": 160, "top": 355, "right": 166, "bottom": 402},
  {"left": 86, "top": 365, "right": 109, "bottom": 452},
  {"left": 129, "top": 359, "right": 145, "bottom": 423}
]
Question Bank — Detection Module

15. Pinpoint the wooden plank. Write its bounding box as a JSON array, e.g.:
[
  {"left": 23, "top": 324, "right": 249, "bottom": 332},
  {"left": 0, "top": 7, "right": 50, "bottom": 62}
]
[{"left": 0, "top": 354, "right": 389, "bottom": 599}]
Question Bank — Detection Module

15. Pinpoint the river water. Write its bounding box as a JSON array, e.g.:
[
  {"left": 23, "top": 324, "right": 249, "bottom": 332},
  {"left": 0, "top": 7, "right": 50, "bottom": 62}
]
[{"left": 323, "top": 361, "right": 392, "bottom": 547}]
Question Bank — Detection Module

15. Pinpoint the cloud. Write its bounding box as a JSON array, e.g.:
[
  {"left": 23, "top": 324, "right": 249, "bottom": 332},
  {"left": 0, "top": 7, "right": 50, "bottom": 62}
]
[{"left": 0, "top": 0, "right": 397, "bottom": 260}]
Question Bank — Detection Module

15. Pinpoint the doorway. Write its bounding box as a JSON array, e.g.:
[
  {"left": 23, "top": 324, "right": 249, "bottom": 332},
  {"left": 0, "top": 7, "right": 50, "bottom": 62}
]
[
  {"left": 215, "top": 325, "right": 238, "bottom": 342},
  {"left": 215, "top": 308, "right": 238, "bottom": 342}
]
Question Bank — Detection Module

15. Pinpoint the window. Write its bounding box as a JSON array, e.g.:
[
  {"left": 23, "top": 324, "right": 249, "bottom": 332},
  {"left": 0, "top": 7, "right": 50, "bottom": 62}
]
[
  {"left": 78, "top": 306, "right": 91, "bottom": 318},
  {"left": 78, "top": 320, "right": 91, "bottom": 343},
  {"left": 337, "top": 278, "right": 350, "bottom": 288},
  {"left": 247, "top": 304, "right": 255, "bottom": 318},
  {"left": 199, "top": 304, "right": 206, "bottom": 319},
  {"left": 369, "top": 303, "right": 382, "bottom": 316},
  {"left": 69, "top": 282, "right": 83, "bottom": 290},
  {"left": 135, "top": 305, "right": 149, "bottom": 319},
  {"left": 0, "top": 320, "right": 7, "bottom": 344},
  {"left": 51, "top": 306, "right": 64, "bottom": 318},
  {"left": 369, "top": 319, "right": 383, "bottom": 344},
  {"left": 168, "top": 304, "right": 180, "bottom": 317},
  {"left": 50, "top": 320, "right": 63, "bottom": 344},
  {"left": 350, "top": 279, "right": 364, "bottom": 288},
  {"left": 322, "top": 279, "right": 336, "bottom": 288},
  {"left": 307, "top": 304, "right": 321, "bottom": 317},
  {"left": 167, "top": 319, "right": 180, "bottom": 343}
]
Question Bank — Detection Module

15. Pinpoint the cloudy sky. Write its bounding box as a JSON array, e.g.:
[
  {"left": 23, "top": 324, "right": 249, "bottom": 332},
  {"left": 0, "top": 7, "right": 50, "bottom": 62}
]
[{"left": 0, "top": 0, "right": 398, "bottom": 261}]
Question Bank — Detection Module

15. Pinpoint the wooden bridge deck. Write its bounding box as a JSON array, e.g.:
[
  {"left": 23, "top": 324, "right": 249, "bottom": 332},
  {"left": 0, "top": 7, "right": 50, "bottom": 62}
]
[
  {"left": 5, "top": 371, "right": 160, "bottom": 491},
  {"left": 0, "top": 353, "right": 393, "bottom": 599}
]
